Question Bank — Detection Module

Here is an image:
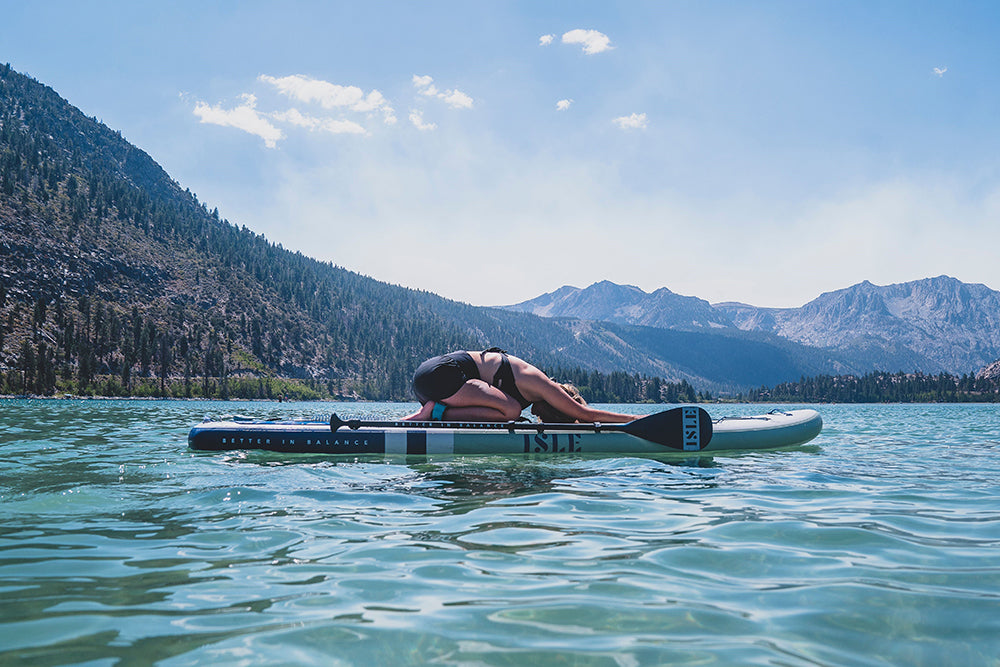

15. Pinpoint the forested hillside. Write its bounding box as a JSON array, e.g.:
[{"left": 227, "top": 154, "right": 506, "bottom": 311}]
[{"left": 1, "top": 64, "right": 541, "bottom": 399}]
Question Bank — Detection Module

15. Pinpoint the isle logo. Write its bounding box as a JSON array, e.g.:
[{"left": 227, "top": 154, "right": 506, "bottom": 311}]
[{"left": 682, "top": 406, "right": 701, "bottom": 451}]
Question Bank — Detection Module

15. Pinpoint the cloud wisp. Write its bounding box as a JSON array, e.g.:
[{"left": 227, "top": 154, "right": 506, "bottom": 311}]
[
  {"left": 933, "top": 66, "right": 948, "bottom": 77},
  {"left": 192, "top": 94, "right": 284, "bottom": 148},
  {"left": 271, "top": 108, "right": 367, "bottom": 136},
  {"left": 409, "top": 109, "right": 437, "bottom": 131},
  {"left": 562, "top": 29, "right": 613, "bottom": 55},
  {"left": 556, "top": 99, "right": 573, "bottom": 111},
  {"left": 412, "top": 75, "right": 474, "bottom": 109},
  {"left": 193, "top": 75, "right": 395, "bottom": 146},
  {"left": 260, "top": 74, "right": 397, "bottom": 124},
  {"left": 613, "top": 112, "right": 647, "bottom": 130}
]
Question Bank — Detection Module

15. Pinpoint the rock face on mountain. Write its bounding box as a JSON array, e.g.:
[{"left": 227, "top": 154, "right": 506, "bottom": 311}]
[
  {"left": 507, "top": 276, "right": 1000, "bottom": 375},
  {"left": 505, "top": 280, "right": 733, "bottom": 330},
  {"left": 976, "top": 360, "right": 1000, "bottom": 382},
  {"left": 715, "top": 277, "right": 1000, "bottom": 374}
]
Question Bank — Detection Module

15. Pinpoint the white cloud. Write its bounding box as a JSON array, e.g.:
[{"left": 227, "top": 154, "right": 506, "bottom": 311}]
[
  {"left": 539, "top": 34, "right": 555, "bottom": 46},
  {"left": 562, "top": 29, "right": 613, "bottom": 55},
  {"left": 413, "top": 75, "right": 439, "bottom": 97},
  {"left": 556, "top": 99, "right": 573, "bottom": 111},
  {"left": 409, "top": 109, "right": 437, "bottom": 131},
  {"left": 412, "top": 74, "right": 474, "bottom": 109},
  {"left": 613, "top": 112, "right": 647, "bottom": 130},
  {"left": 259, "top": 74, "right": 395, "bottom": 122},
  {"left": 271, "top": 108, "right": 321, "bottom": 130},
  {"left": 354, "top": 89, "right": 390, "bottom": 113},
  {"left": 322, "top": 118, "right": 369, "bottom": 135},
  {"left": 260, "top": 73, "right": 359, "bottom": 108},
  {"left": 192, "top": 94, "right": 284, "bottom": 148},
  {"left": 440, "top": 89, "right": 473, "bottom": 109},
  {"left": 194, "top": 74, "right": 397, "bottom": 145},
  {"left": 271, "top": 109, "right": 367, "bottom": 136},
  {"left": 933, "top": 66, "right": 948, "bottom": 77}
]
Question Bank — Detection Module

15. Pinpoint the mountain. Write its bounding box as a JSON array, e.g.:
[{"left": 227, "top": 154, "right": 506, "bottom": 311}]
[
  {"left": 1, "top": 64, "right": 854, "bottom": 397},
  {"left": 507, "top": 277, "right": 1000, "bottom": 375},
  {"left": 505, "top": 280, "right": 733, "bottom": 330},
  {"left": 715, "top": 276, "right": 1000, "bottom": 374}
]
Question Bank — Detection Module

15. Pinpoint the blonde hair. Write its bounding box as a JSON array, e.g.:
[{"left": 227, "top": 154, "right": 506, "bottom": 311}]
[{"left": 531, "top": 383, "right": 587, "bottom": 423}]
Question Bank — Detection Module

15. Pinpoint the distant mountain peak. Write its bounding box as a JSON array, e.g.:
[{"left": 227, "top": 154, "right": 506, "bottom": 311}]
[
  {"left": 586, "top": 280, "right": 646, "bottom": 294},
  {"left": 504, "top": 281, "right": 733, "bottom": 331}
]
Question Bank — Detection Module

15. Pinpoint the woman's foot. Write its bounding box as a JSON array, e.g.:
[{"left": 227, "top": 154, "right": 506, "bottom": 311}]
[{"left": 402, "top": 402, "right": 435, "bottom": 421}]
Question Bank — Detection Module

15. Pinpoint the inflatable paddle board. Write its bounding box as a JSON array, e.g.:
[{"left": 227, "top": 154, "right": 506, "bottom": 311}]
[{"left": 188, "top": 408, "right": 822, "bottom": 457}]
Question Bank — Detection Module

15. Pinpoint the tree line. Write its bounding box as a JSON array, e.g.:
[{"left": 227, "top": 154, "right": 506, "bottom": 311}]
[{"left": 742, "top": 371, "right": 1000, "bottom": 403}]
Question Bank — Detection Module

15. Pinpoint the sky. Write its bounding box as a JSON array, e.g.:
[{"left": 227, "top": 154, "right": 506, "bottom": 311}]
[{"left": 3, "top": 1, "right": 1000, "bottom": 308}]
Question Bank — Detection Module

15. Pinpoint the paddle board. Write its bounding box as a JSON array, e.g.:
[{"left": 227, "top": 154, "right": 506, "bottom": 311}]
[{"left": 188, "top": 408, "right": 822, "bottom": 457}]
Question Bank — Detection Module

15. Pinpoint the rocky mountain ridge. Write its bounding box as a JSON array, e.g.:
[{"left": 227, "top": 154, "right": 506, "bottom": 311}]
[
  {"left": 977, "top": 360, "right": 1000, "bottom": 382},
  {"left": 507, "top": 277, "right": 1000, "bottom": 376},
  {"left": 506, "top": 280, "right": 733, "bottom": 330}
]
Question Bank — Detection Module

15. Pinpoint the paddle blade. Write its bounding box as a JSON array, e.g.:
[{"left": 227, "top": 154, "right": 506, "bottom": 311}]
[
  {"left": 623, "top": 406, "right": 713, "bottom": 450},
  {"left": 329, "top": 413, "right": 361, "bottom": 431}
]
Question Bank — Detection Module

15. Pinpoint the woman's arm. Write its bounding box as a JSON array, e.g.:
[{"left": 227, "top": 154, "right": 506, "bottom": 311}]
[{"left": 554, "top": 394, "right": 635, "bottom": 423}]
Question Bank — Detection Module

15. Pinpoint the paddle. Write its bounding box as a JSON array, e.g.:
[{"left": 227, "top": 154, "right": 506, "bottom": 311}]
[{"left": 330, "top": 406, "right": 713, "bottom": 451}]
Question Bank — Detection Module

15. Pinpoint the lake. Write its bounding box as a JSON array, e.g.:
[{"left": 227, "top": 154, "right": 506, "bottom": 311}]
[{"left": 1, "top": 399, "right": 998, "bottom": 665}]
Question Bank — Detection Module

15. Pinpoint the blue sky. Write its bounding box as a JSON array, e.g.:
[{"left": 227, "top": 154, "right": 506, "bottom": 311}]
[{"left": 3, "top": 1, "right": 999, "bottom": 307}]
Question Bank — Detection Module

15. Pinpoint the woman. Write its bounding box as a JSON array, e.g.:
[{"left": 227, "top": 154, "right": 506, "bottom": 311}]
[{"left": 404, "top": 348, "right": 635, "bottom": 423}]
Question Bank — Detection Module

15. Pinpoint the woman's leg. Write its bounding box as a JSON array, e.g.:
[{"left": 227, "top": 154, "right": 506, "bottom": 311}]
[
  {"left": 442, "top": 379, "right": 524, "bottom": 420},
  {"left": 406, "top": 379, "right": 523, "bottom": 421}
]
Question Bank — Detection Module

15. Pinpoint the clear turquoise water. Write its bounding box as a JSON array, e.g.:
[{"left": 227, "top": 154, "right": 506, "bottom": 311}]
[{"left": 1, "top": 399, "right": 998, "bottom": 666}]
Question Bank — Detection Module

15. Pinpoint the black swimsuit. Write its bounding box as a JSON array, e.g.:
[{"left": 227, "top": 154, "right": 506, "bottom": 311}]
[
  {"left": 411, "top": 351, "right": 480, "bottom": 403},
  {"left": 486, "top": 348, "right": 531, "bottom": 409},
  {"left": 411, "top": 348, "right": 531, "bottom": 409}
]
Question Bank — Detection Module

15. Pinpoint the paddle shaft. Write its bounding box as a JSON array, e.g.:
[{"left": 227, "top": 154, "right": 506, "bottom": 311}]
[
  {"left": 330, "top": 406, "right": 712, "bottom": 451},
  {"left": 333, "top": 414, "right": 620, "bottom": 433}
]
